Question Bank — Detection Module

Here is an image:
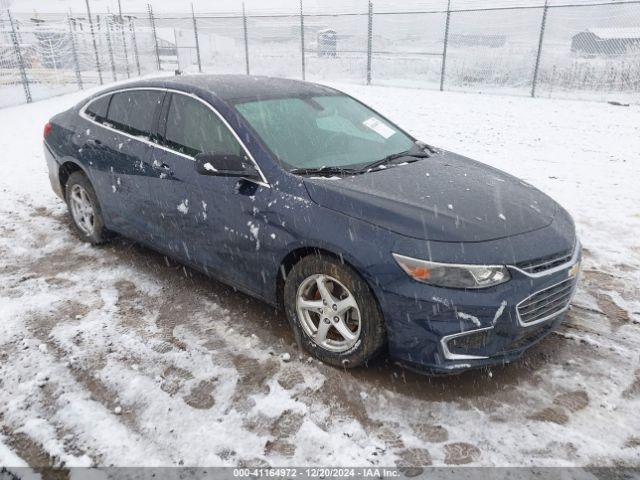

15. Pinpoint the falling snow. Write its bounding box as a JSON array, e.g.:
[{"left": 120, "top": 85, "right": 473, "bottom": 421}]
[
  {"left": 0, "top": 81, "right": 638, "bottom": 469},
  {"left": 177, "top": 199, "right": 189, "bottom": 214}
]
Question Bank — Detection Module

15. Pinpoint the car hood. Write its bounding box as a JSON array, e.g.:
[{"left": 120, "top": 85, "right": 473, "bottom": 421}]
[{"left": 303, "top": 151, "right": 559, "bottom": 242}]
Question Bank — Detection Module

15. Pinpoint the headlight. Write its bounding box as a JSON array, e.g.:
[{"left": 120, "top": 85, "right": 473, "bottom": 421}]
[{"left": 392, "top": 253, "right": 510, "bottom": 289}]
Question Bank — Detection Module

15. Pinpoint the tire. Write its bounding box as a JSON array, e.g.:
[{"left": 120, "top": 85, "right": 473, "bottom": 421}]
[
  {"left": 64, "top": 171, "right": 110, "bottom": 244},
  {"left": 283, "top": 254, "right": 386, "bottom": 368}
]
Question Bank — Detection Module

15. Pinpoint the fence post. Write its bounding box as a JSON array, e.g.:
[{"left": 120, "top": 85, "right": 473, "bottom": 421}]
[
  {"left": 300, "top": 0, "right": 305, "bottom": 80},
  {"left": 96, "top": 14, "right": 102, "bottom": 51},
  {"left": 68, "top": 15, "right": 83, "bottom": 89},
  {"left": 440, "top": 0, "right": 451, "bottom": 91},
  {"left": 105, "top": 15, "right": 117, "bottom": 81},
  {"left": 7, "top": 10, "right": 31, "bottom": 103},
  {"left": 128, "top": 17, "right": 141, "bottom": 76},
  {"left": 242, "top": 3, "right": 250, "bottom": 75},
  {"left": 117, "top": 0, "right": 130, "bottom": 78},
  {"left": 366, "top": 1, "right": 373, "bottom": 85},
  {"left": 531, "top": 0, "right": 549, "bottom": 98},
  {"left": 191, "top": 3, "right": 202, "bottom": 72},
  {"left": 85, "top": 0, "right": 103, "bottom": 85},
  {"left": 148, "top": 3, "right": 161, "bottom": 70}
]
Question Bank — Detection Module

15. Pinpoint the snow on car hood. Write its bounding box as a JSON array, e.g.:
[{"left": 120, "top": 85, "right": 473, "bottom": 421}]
[{"left": 303, "top": 151, "right": 559, "bottom": 242}]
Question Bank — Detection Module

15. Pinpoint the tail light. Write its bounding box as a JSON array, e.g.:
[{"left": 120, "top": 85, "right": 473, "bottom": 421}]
[{"left": 43, "top": 122, "right": 52, "bottom": 139}]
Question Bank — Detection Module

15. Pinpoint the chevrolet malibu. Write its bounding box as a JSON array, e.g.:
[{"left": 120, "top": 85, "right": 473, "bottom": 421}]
[{"left": 43, "top": 75, "right": 581, "bottom": 374}]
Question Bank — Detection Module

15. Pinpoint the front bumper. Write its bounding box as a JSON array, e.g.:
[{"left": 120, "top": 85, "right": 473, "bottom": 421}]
[{"left": 378, "top": 244, "right": 581, "bottom": 375}]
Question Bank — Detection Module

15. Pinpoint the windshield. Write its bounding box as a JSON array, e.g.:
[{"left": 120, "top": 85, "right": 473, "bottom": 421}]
[{"left": 233, "top": 94, "right": 415, "bottom": 171}]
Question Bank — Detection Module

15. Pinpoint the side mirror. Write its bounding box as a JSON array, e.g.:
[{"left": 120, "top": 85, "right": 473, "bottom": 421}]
[{"left": 195, "top": 153, "right": 259, "bottom": 178}]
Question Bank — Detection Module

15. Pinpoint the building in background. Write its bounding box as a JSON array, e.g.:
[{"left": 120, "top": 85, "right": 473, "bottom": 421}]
[
  {"left": 449, "top": 34, "right": 507, "bottom": 48},
  {"left": 571, "top": 27, "right": 640, "bottom": 56},
  {"left": 317, "top": 28, "right": 337, "bottom": 57}
]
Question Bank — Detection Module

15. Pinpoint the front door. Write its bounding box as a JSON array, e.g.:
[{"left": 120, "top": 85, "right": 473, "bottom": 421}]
[{"left": 149, "top": 92, "right": 272, "bottom": 295}]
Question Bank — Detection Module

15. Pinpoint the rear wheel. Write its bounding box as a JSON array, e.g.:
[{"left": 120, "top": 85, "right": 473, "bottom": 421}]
[
  {"left": 284, "top": 254, "right": 386, "bottom": 368},
  {"left": 65, "top": 171, "right": 109, "bottom": 244}
]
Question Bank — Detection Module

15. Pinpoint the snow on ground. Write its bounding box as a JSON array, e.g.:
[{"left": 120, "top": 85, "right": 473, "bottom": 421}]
[{"left": 0, "top": 80, "right": 639, "bottom": 470}]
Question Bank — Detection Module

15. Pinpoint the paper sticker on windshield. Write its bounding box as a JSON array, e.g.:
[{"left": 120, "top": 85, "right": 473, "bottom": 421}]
[{"left": 363, "top": 117, "right": 396, "bottom": 139}]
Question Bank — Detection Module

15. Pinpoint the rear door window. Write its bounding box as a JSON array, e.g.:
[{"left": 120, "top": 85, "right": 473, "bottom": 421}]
[
  {"left": 85, "top": 95, "right": 111, "bottom": 123},
  {"left": 107, "top": 90, "right": 164, "bottom": 138},
  {"left": 162, "top": 93, "right": 243, "bottom": 157}
]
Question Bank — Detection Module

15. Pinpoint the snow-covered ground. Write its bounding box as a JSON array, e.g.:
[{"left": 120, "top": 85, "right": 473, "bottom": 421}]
[{"left": 0, "top": 80, "right": 639, "bottom": 471}]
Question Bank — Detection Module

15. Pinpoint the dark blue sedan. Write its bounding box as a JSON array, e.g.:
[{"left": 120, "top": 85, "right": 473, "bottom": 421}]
[{"left": 43, "top": 75, "right": 581, "bottom": 374}]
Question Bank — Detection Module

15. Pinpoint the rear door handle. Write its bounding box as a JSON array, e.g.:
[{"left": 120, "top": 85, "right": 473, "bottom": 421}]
[{"left": 158, "top": 162, "right": 174, "bottom": 176}]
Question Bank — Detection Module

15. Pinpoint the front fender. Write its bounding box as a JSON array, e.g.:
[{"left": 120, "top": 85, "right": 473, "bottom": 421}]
[{"left": 271, "top": 202, "right": 402, "bottom": 312}]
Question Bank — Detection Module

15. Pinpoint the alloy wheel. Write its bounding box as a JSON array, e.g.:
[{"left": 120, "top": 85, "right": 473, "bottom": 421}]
[
  {"left": 69, "top": 184, "right": 96, "bottom": 236},
  {"left": 296, "top": 273, "right": 362, "bottom": 353}
]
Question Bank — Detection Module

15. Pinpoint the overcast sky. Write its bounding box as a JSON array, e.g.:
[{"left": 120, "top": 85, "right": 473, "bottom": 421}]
[
  {"left": 6, "top": 0, "right": 364, "bottom": 14},
  {"left": 3, "top": 0, "right": 629, "bottom": 16},
  {"left": 5, "top": 0, "right": 571, "bottom": 15}
]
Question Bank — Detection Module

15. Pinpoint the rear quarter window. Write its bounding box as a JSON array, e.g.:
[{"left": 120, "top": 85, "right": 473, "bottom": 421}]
[
  {"left": 107, "top": 90, "right": 164, "bottom": 138},
  {"left": 84, "top": 95, "right": 110, "bottom": 122}
]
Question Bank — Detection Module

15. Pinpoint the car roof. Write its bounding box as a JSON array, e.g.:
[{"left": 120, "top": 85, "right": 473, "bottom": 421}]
[{"left": 103, "top": 74, "right": 339, "bottom": 103}]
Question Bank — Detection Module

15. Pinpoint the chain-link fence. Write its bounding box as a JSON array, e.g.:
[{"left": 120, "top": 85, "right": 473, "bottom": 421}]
[
  {"left": 1, "top": 0, "right": 639, "bottom": 108},
  {"left": 0, "top": 7, "right": 160, "bottom": 108}
]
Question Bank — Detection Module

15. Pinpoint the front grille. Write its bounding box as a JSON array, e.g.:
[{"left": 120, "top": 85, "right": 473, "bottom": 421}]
[
  {"left": 516, "top": 248, "right": 573, "bottom": 274},
  {"left": 517, "top": 277, "right": 575, "bottom": 325}
]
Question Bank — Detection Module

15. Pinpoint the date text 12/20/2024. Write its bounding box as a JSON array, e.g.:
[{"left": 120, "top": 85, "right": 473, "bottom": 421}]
[{"left": 233, "top": 468, "right": 402, "bottom": 477}]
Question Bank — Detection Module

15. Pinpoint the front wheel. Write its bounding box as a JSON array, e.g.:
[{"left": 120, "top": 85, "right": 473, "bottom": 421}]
[{"left": 283, "top": 254, "right": 386, "bottom": 368}]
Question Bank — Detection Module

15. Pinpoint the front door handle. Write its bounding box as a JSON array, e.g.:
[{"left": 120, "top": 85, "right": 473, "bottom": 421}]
[{"left": 87, "top": 138, "right": 102, "bottom": 146}]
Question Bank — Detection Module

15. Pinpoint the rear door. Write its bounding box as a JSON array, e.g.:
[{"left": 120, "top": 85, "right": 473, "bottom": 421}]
[
  {"left": 79, "top": 89, "right": 165, "bottom": 240},
  {"left": 149, "top": 92, "right": 272, "bottom": 294},
  {"left": 103, "top": 89, "right": 166, "bottom": 240},
  {"left": 76, "top": 93, "right": 120, "bottom": 224}
]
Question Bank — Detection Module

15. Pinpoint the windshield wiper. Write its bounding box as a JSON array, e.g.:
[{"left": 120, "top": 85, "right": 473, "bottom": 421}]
[
  {"left": 359, "top": 148, "right": 432, "bottom": 172},
  {"left": 289, "top": 165, "right": 358, "bottom": 177},
  {"left": 357, "top": 141, "right": 439, "bottom": 172},
  {"left": 289, "top": 142, "right": 439, "bottom": 177},
  {"left": 419, "top": 143, "right": 439, "bottom": 155}
]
